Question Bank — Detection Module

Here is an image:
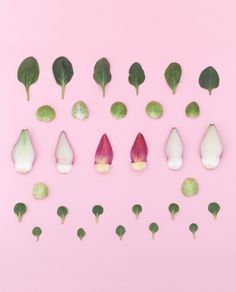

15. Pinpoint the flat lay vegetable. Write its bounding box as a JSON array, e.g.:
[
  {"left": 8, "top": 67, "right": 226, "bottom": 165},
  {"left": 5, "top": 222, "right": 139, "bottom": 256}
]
[
  {"left": 12, "top": 129, "right": 36, "bottom": 174},
  {"left": 185, "top": 101, "right": 200, "bottom": 118},
  {"left": 208, "top": 202, "right": 221, "bottom": 219},
  {"left": 57, "top": 206, "right": 69, "bottom": 224},
  {"left": 189, "top": 223, "right": 198, "bottom": 239},
  {"left": 200, "top": 124, "right": 223, "bottom": 169},
  {"left": 52, "top": 56, "right": 74, "bottom": 99},
  {"left": 166, "top": 128, "right": 183, "bottom": 170},
  {"left": 168, "top": 203, "right": 180, "bottom": 219},
  {"left": 14, "top": 203, "right": 27, "bottom": 222},
  {"left": 164, "top": 62, "right": 182, "bottom": 94},
  {"left": 199, "top": 66, "right": 219, "bottom": 95},
  {"left": 32, "top": 182, "right": 49, "bottom": 200},
  {"left": 36, "top": 105, "right": 56, "bottom": 122},
  {"left": 116, "top": 225, "right": 126, "bottom": 240},
  {"left": 93, "top": 57, "right": 111, "bottom": 97},
  {"left": 130, "top": 133, "right": 148, "bottom": 171},
  {"left": 111, "top": 102, "right": 127, "bottom": 119},
  {"left": 71, "top": 101, "right": 89, "bottom": 120},
  {"left": 145, "top": 101, "right": 163, "bottom": 119},
  {"left": 132, "top": 204, "right": 142, "bottom": 219},
  {"left": 32, "top": 227, "right": 42, "bottom": 241},
  {"left": 17, "top": 56, "right": 39, "bottom": 101},
  {"left": 77, "top": 228, "right": 86, "bottom": 240},
  {"left": 181, "top": 178, "right": 199, "bottom": 196},
  {"left": 55, "top": 131, "right": 74, "bottom": 174},
  {"left": 128, "top": 62, "right": 145, "bottom": 95},
  {"left": 94, "top": 134, "right": 113, "bottom": 173},
  {"left": 92, "top": 205, "right": 104, "bottom": 223},
  {"left": 149, "top": 223, "right": 159, "bottom": 239}
]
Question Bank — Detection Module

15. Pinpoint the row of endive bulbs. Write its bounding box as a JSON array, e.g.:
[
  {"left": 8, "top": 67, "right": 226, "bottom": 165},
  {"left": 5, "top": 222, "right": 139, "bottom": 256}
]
[{"left": 12, "top": 124, "right": 223, "bottom": 174}]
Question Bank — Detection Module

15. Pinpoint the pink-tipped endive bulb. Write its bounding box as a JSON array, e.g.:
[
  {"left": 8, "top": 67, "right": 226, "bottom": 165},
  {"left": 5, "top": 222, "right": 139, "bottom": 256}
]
[
  {"left": 94, "top": 134, "right": 113, "bottom": 173},
  {"left": 12, "top": 129, "right": 36, "bottom": 173},
  {"left": 55, "top": 131, "right": 74, "bottom": 174},
  {"left": 130, "top": 132, "right": 148, "bottom": 171},
  {"left": 166, "top": 128, "right": 183, "bottom": 170},
  {"left": 200, "top": 124, "right": 223, "bottom": 169}
]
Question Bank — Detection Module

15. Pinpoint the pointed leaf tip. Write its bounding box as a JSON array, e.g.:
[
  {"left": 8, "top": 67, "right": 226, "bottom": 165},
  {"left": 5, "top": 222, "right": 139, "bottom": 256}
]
[
  {"left": 130, "top": 133, "right": 148, "bottom": 171},
  {"left": 95, "top": 134, "right": 113, "bottom": 172}
]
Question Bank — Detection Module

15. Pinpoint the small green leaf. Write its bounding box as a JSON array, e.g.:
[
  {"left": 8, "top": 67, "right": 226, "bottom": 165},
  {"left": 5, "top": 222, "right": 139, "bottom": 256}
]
[
  {"left": 164, "top": 62, "right": 182, "bottom": 94},
  {"left": 71, "top": 101, "right": 89, "bottom": 120},
  {"left": 145, "top": 101, "right": 163, "bottom": 119},
  {"left": 17, "top": 56, "right": 39, "bottom": 101},
  {"left": 185, "top": 101, "right": 200, "bottom": 118},
  {"left": 132, "top": 204, "right": 142, "bottom": 219},
  {"left": 92, "top": 205, "right": 104, "bottom": 223},
  {"left": 93, "top": 57, "right": 112, "bottom": 97},
  {"left": 14, "top": 202, "right": 27, "bottom": 222},
  {"left": 32, "top": 182, "right": 49, "bottom": 200},
  {"left": 52, "top": 56, "right": 74, "bottom": 99},
  {"left": 36, "top": 105, "right": 56, "bottom": 122},
  {"left": 149, "top": 222, "right": 159, "bottom": 239},
  {"left": 208, "top": 202, "right": 220, "bottom": 219},
  {"left": 32, "top": 226, "right": 42, "bottom": 241},
  {"left": 111, "top": 102, "right": 127, "bottom": 119},
  {"left": 128, "top": 62, "right": 145, "bottom": 95},
  {"left": 115, "top": 225, "right": 126, "bottom": 240},
  {"left": 77, "top": 228, "right": 86, "bottom": 240},
  {"left": 168, "top": 203, "right": 179, "bottom": 219},
  {"left": 57, "top": 206, "right": 69, "bottom": 224},
  {"left": 199, "top": 66, "right": 219, "bottom": 95},
  {"left": 189, "top": 223, "right": 198, "bottom": 239},
  {"left": 181, "top": 177, "right": 199, "bottom": 197}
]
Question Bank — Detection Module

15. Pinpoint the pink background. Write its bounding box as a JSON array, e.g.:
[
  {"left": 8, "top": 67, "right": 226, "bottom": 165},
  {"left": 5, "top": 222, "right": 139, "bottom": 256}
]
[{"left": 0, "top": 0, "right": 235, "bottom": 291}]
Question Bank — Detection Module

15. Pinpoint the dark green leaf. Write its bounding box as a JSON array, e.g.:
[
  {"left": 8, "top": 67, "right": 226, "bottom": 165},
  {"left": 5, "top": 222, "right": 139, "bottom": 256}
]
[
  {"left": 208, "top": 202, "right": 220, "bottom": 219},
  {"left": 52, "top": 56, "right": 74, "bottom": 99},
  {"left": 199, "top": 66, "right": 219, "bottom": 95},
  {"left": 93, "top": 57, "right": 111, "bottom": 97},
  {"left": 149, "top": 222, "right": 159, "bottom": 239},
  {"left": 17, "top": 56, "right": 39, "bottom": 101},
  {"left": 77, "top": 228, "right": 86, "bottom": 240},
  {"left": 164, "top": 62, "right": 182, "bottom": 94},
  {"left": 14, "top": 202, "right": 27, "bottom": 222},
  {"left": 92, "top": 205, "right": 104, "bottom": 223},
  {"left": 32, "top": 226, "right": 42, "bottom": 241},
  {"left": 128, "top": 62, "right": 145, "bottom": 95},
  {"left": 189, "top": 223, "right": 198, "bottom": 239},
  {"left": 57, "top": 206, "right": 68, "bottom": 224},
  {"left": 116, "top": 225, "right": 126, "bottom": 240},
  {"left": 132, "top": 204, "right": 142, "bottom": 219},
  {"left": 168, "top": 203, "right": 179, "bottom": 219}
]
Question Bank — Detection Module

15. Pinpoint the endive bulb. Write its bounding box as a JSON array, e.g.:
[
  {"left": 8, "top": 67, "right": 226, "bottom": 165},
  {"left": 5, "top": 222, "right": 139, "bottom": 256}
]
[
  {"left": 12, "top": 129, "right": 36, "bottom": 173},
  {"left": 166, "top": 128, "right": 183, "bottom": 170},
  {"left": 200, "top": 124, "right": 223, "bottom": 169},
  {"left": 55, "top": 131, "right": 74, "bottom": 174}
]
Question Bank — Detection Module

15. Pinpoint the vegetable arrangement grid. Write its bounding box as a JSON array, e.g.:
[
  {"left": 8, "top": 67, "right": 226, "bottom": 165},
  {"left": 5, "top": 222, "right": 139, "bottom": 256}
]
[{"left": 11, "top": 56, "right": 223, "bottom": 242}]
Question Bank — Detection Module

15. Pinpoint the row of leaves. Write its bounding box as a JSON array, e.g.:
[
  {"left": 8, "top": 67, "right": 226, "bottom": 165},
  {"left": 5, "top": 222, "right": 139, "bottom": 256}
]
[
  {"left": 18, "top": 56, "right": 220, "bottom": 100},
  {"left": 14, "top": 202, "right": 220, "bottom": 241}
]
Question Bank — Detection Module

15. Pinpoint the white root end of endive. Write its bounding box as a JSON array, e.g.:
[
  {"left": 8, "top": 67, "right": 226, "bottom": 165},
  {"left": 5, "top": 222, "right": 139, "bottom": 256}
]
[
  {"left": 200, "top": 124, "right": 223, "bottom": 169},
  {"left": 166, "top": 128, "right": 183, "bottom": 170},
  {"left": 55, "top": 131, "right": 74, "bottom": 174},
  {"left": 12, "top": 129, "right": 36, "bottom": 173}
]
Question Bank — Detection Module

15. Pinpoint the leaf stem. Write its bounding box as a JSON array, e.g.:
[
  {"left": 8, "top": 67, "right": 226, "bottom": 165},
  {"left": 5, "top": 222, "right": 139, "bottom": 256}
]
[
  {"left": 135, "top": 85, "right": 139, "bottom": 95},
  {"left": 25, "top": 86, "right": 30, "bottom": 101},
  {"left": 61, "top": 83, "right": 66, "bottom": 99},
  {"left": 101, "top": 84, "right": 105, "bottom": 97},
  {"left": 152, "top": 233, "right": 155, "bottom": 240},
  {"left": 61, "top": 216, "right": 65, "bottom": 224}
]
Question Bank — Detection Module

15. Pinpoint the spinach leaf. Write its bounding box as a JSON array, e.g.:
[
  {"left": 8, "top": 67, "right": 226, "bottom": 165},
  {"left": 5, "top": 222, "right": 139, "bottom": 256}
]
[
  {"left": 93, "top": 57, "right": 111, "bottom": 97},
  {"left": 128, "top": 62, "right": 145, "bottom": 95},
  {"left": 199, "top": 66, "right": 219, "bottom": 95},
  {"left": 164, "top": 62, "right": 182, "bottom": 94}
]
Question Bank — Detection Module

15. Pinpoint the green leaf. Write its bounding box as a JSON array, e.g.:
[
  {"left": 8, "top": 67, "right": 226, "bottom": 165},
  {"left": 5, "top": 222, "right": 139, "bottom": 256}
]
[
  {"left": 185, "top": 101, "right": 200, "bottom": 118},
  {"left": 128, "top": 62, "right": 145, "bottom": 95},
  {"left": 52, "top": 56, "right": 74, "bottom": 99},
  {"left": 115, "top": 225, "right": 126, "bottom": 240},
  {"left": 168, "top": 203, "right": 179, "bottom": 219},
  {"left": 77, "top": 228, "right": 86, "bottom": 240},
  {"left": 17, "top": 56, "right": 39, "bottom": 101},
  {"left": 181, "top": 177, "right": 199, "bottom": 197},
  {"left": 14, "top": 202, "right": 27, "bottom": 222},
  {"left": 111, "top": 102, "right": 127, "bottom": 119},
  {"left": 149, "top": 222, "right": 159, "bottom": 239},
  {"left": 57, "top": 206, "right": 69, "bottom": 224},
  {"left": 93, "top": 57, "right": 112, "bottom": 97},
  {"left": 189, "top": 223, "right": 198, "bottom": 239},
  {"left": 145, "top": 101, "right": 163, "bottom": 119},
  {"left": 92, "top": 205, "right": 104, "bottom": 223},
  {"left": 208, "top": 202, "right": 220, "bottom": 219},
  {"left": 199, "top": 66, "right": 219, "bottom": 95},
  {"left": 132, "top": 204, "right": 142, "bottom": 219},
  {"left": 32, "top": 226, "right": 42, "bottom": 241},
  {"left": 164, "top": 62, "right": 182, "bottom": 94},
  {"left": 36, "top": 105, "right": 56, "bottom": 122}
]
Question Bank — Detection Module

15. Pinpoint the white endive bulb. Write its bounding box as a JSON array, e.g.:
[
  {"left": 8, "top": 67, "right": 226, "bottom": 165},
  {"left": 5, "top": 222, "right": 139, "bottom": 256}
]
[
  {"left": 12, "top": 129, "right": 36, "bottom": 173},
  {"left": 200, "top": 124, "right": 223, "bottom": 169},
  {"left": 166, "top": 128, "right": 183, "bottom": 170},
  {"left": 55, "top": 131, "right": 74, "bottom": 174}
]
